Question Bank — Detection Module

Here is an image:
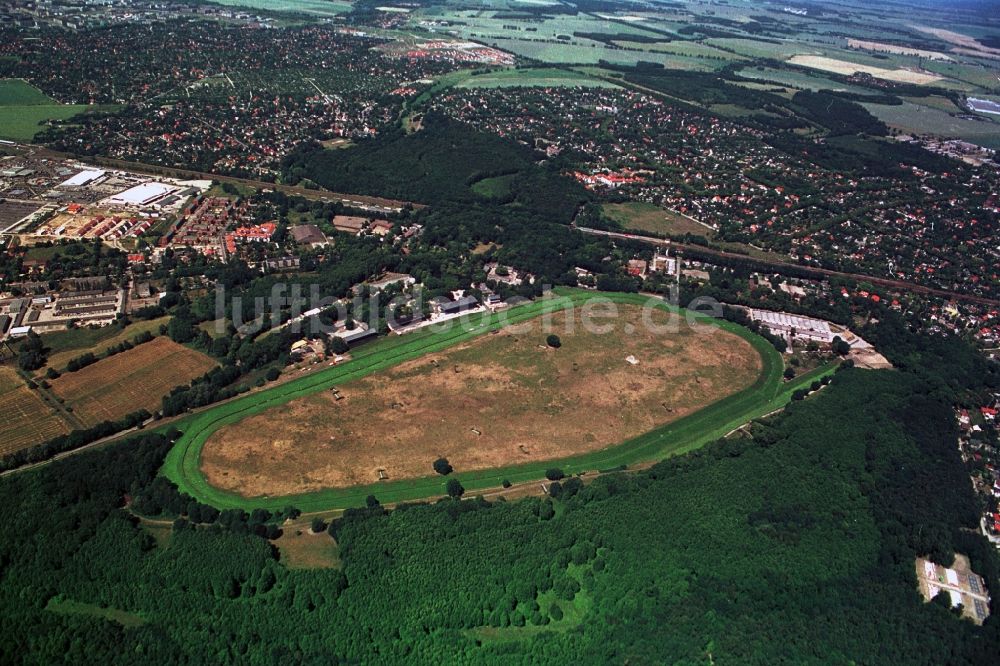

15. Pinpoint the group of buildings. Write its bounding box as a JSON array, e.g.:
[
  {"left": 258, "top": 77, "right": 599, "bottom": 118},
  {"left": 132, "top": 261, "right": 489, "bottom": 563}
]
[
  {"left": 0, "top": 281, "right": 125, "bottom": 341},
  {"left": 434, "top": 85, "right": 1000, "bottom": 302},
  {"left": 0, "top": 155, "right": 207, "bottom": 247}
]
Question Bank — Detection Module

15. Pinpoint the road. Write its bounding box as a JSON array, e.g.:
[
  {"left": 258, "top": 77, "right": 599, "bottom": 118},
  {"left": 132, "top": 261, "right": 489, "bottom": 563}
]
[{"left": 576, "top": 226, "right": 1000, "bottom": 307}]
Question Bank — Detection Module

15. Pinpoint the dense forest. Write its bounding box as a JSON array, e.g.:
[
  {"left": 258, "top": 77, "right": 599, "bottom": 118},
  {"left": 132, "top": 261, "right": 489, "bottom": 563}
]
[
  {"left": 1, "top": 316, "right": 998, "bottom": 663},
  {"left": 279, "top": 113, "right": 614, "bottom": 284},
  {"left": 281, "top": 113, "right": 588, "bottom": 221}
]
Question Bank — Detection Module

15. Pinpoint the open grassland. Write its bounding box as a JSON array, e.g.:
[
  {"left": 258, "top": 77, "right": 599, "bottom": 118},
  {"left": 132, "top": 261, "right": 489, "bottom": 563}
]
[
  {"left": 46, "top": 598, "right": 144, "bottom": 628},
  {"left": 0, "top": 366, "right": 71, "bottom": 455},
  {"left": 602, "top": 201, "right": 714, "bottom": 237},
  {"left": 41, "top": 317, "right": 170, "bottom": 373},
  {"left": 50, "top": 337, "right": 217, "bottom": 427},
  {"left": 458, "top": 68, "right": 618, "bottom": 89},
  {"left": 471, "top": 173, "right": 517, "bottom": 198},
  {"left": 276, "top": 526, "right": 342, "bottom": 569},
  {"left": 0, "top": 79, "right": 55, "bottom": 105},
  {"left": 202, "top": 304, "right": 761, "bottom": 497},
  {"left": 163, "top": 290, "right": 837, "bottom": 512}
]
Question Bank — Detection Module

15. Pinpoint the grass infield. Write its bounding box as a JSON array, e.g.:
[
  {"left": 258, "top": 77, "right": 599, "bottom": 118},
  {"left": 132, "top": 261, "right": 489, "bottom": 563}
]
[{"left": 162, "top": 290, "right": 835, "bottom": 511}]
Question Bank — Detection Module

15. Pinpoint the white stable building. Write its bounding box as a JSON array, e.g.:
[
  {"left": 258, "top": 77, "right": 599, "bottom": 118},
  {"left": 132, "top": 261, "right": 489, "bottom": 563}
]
[{"left": 749, "top": 309, "right": 834, "bottom": 344}]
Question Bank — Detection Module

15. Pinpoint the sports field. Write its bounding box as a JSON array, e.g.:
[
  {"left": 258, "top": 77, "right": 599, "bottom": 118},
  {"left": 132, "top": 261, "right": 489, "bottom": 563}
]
[
  {"left": 49, "top": 337, "right": 217, "bottom": 427},
  {"left": 163, "top": 290, "right": 836, "bottom": 511},
  {"left": 602, "top": 201, "right": 714, "bottom": 237},
  {"left": 0, "top": 366, "right": 70, "bottom": 455},
  {"left": 202, "top": 304, "right": 761, "bottom": 496}
]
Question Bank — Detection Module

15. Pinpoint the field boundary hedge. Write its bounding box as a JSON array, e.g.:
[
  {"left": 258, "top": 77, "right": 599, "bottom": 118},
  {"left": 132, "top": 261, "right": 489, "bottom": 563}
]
[{"left": 162, "top": 289, "right": 833, "bottom": 511}]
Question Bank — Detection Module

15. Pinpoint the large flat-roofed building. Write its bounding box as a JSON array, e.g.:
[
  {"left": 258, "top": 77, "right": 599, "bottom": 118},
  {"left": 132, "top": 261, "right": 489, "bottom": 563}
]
[
  {"left": 749, "top": 309, "right": 834, "bottom": 344},
  {"left": 59, "top": 169, "right": 106, "bottom": 187},
  {"left": 108, "top": 182, "right": 178, "bottom": 206}
]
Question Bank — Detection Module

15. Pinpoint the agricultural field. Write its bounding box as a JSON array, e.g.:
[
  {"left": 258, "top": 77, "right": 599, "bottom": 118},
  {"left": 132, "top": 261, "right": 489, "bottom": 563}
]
[
  {"left": 0, "top": 105, "right": 97, "bottom": 142},
  {"left": 735, "top": 67, "right": 872, "bottom": 94},
  {"left": 922, "top": 60, "right": 1000, "bottom": 91},
  {"left": 0, "top": 79, "right": 117, "bottom": 141},
  {"left": 0, "top": 79, "right": 55, "bottom": 105},
  {"left": 201, "top": 303, "right": 762, "bottom": 497},
  {"left": 846, "top": 39, "right": 953, "bottom": 62},
  {"left": 602, "top": 202, "right": 714, "bottom": 237},
  {"left": 49, "top": 337, "right": 217, "bottom": 427},
  {"left": 481, "top": 38, "right": 722, "bottom": 70},
  {"left": 199, "top": 0, "right": 352, "bottom": 16},
  {"left": 863, "top": 101, "right": 1000, "bottom": 149},
  {"left": 902, "top": 95, "right": 964, "bottom": 114},
  {"left": 457, "top": 68, "right": 617, "bottom": 89},
  {"left": 787, "top": 55, "right": 943, "bottom": 85},
  {"left": 0, "top": 366, "right": 70, "bottom": 456},
  {"left": 41, "top": 317, "right": 171, "bottom": 373},
  {"left": 614, "top": 40, "right": 745, "bottom": 62},
  {"left": 705, "top": 38, "right": 817, "bottom": 60}
]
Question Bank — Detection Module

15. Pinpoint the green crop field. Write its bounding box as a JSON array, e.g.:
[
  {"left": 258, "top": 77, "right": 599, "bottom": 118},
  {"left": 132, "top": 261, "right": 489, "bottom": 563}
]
[
  {"left": 458, "top": 68, "right": 619, "bottom": 89},
  {"left": 735, "top": 66, "right": 872, "bottom": 94},
  {"left": 0, "top": 79, "right": 55, "bottom": 105},
  {"left": 705, "top": 38, "right": 816, "bottom": 60},
  {"left": 615, "top": 40, "right": 746, "bottom": 61},
  {"left": 0, "top": 79, "right": 119, "bottom": 141},
  {"left": 863, "top": 101, "right": 1000, "bottom": 149},
  {"left": 0, "top": 105, "right": 97, "bottom": 141},
  {"left": 162, "top": 289, "right": 835, "bottom": 512},
  {"left": 201, "top": 0, "right": 352, "bottom": 15}
]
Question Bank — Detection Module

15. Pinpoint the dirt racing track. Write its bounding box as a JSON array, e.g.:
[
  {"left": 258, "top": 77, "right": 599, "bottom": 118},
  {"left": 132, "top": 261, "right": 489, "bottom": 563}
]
[{"left": 162, "top": 289, "right": 836, "bottom": 512}]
